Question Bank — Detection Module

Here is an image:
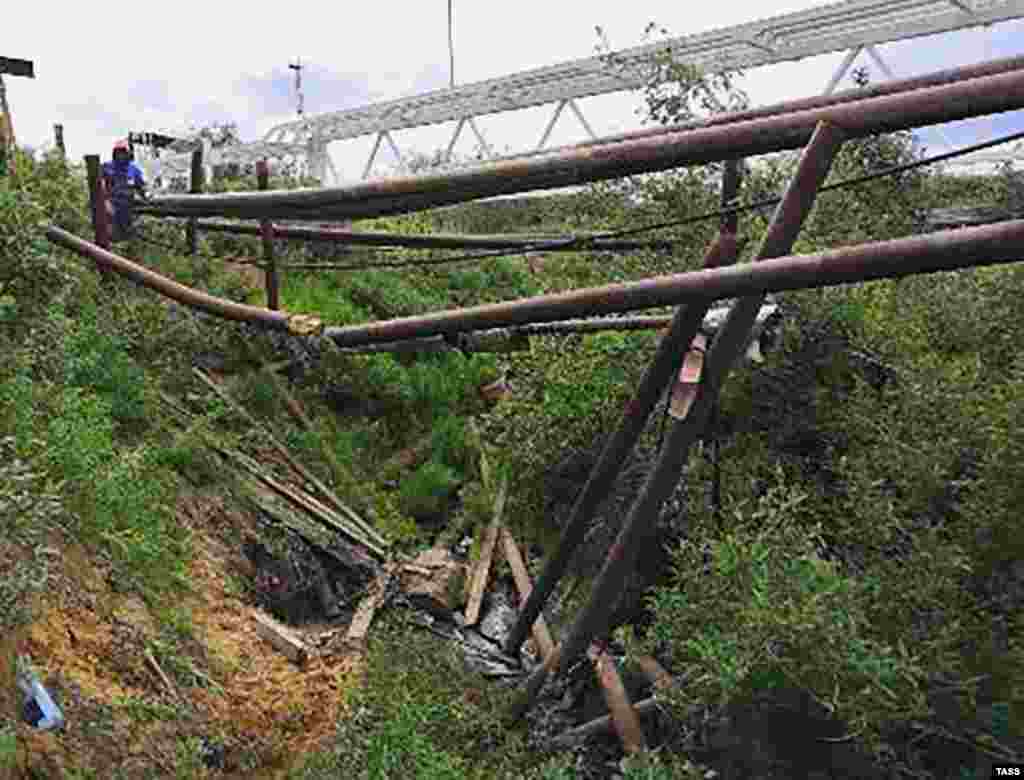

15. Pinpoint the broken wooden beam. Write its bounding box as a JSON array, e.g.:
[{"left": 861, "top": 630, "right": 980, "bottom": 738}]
[
  {"left": 588, "top": 646, "right": 648, "bottom": 755},
  {"left": 253, "top": 610, "right": 309, "bottom": 666},
  {"left": 345, "top": 564, "right": 396, "bottom": 649},
  {"left": 191, "top": 367, "right": 386, "bottom": 549},
  {"left": 550, "top": 696, "right": 662, "bottom": 747},
  {"left": 464, "top": 477, "right": 507, "bottom": 626},
  {"left": 400, "top": 547, "right": 468, "bottom": 619},
  {"left": 220, "top": 444, "right": 387, "bottom": 559},
  {"left": 499, "top": 527, "right": 555, "bottom": 661}
]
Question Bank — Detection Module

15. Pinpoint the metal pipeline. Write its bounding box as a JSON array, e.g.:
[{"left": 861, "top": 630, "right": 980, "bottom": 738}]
[
  {"left": 44, "top": 226, "right": 321, "bottom": 335},
  {"left": 144, "top": 65, "right": 1024, "bottom": 222},
  {"left": 324, "top": 219, "right": 1024, "bottom": 348},
  {"left": 45, "top": 221, "right": 1024, "bottom": 348}
]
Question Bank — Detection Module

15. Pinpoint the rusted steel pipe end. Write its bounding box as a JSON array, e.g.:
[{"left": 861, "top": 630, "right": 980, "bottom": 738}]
[{"left": 287, "top": 314, "right": 323, "bottom": 337}]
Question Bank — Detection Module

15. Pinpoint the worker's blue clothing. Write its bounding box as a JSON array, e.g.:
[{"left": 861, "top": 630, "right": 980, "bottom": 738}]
[{"left": 102, "top": 159, "right": 146, "bottom": 240}]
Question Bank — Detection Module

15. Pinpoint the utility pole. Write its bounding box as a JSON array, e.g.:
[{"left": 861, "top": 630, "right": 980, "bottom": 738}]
[
  {"left": 289, "top": 58, "right": 304, "bottom": 117},
  {"left": 0, "top": 57, "right": 35, "bottom": 174}
]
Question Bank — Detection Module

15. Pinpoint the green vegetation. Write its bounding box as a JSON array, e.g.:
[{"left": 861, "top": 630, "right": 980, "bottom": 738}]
[{"left": 3, "top": 39, "right": 1024, "bottom": 778}]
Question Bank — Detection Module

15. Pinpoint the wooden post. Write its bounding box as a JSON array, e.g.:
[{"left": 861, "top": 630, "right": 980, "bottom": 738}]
[
  {"left": 186, "top": 146, "right": 204, "bottom": 255},
  {"left": 53, "top": 124, "right": 65, "bottom": 161},
  {"left": 256, "top": 160, "right": 279, "bottom": 310},
  {"left": 84, "top": 155, "right": 111, "bottom": 252}
]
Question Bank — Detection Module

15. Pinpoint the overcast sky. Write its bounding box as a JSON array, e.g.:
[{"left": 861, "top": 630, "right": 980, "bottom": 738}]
[{"left": 5, "top": 1, "right": 1024, "bottom": 182}]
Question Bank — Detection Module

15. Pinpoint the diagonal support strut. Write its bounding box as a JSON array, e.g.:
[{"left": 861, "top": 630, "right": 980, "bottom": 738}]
[{"left": 506, "top": 121, "right": 847, "bottom": 721}]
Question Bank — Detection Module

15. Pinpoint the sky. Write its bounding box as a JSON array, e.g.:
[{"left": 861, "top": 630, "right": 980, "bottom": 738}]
[{"left": 5, "top": 1, "right": 1024, "bottom": 183}]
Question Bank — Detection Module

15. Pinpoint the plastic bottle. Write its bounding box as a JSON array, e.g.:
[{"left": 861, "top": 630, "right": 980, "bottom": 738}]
[{"left": 16, "top": 657, "right": 64, "bottom": 731}]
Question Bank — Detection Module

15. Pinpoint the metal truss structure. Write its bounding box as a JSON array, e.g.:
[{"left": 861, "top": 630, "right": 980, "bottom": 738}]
[
  {"left": 145, "top": 0, "right": 1024, "bottom": 186},
  {"left": 259, "top": 0, "right": 1024, "bottom": 182}
]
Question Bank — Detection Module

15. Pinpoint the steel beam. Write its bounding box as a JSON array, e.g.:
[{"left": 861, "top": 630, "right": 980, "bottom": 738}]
[
  {"left": 480, "top": 53, "right": 1024, "bottom": 166},
  {"left": 824, "top": 46, "right": 863, "bottom": 95},
  {"left": 262, "top": 0, "right": 1024, "bottom": 146}
]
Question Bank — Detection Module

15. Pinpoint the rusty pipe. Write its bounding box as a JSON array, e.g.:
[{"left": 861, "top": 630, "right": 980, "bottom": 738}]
[
  {"left": 324, "top": 218, "right": 1024, "bottom": 349},
  {"left": 144, "top": 66, "right": 1024, "bottom": 222},
  {"left": 510, "top": 122, "right": 847, "bottom": 719},
  {"left": 44, "top": 226, "right": 320, "bottom": 335}
]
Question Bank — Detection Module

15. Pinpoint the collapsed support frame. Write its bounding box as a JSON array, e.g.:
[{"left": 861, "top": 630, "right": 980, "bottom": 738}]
[{"left": 47, "top": 53, "right": 1024, "bottom": 741}]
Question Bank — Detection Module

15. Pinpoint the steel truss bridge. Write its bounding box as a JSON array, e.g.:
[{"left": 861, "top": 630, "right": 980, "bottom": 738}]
[{"left": 151, "top": 0, "right": 1024, "bottom": 185}]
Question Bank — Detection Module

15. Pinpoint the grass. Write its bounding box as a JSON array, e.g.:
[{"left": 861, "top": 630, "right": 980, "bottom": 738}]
[{"left": 5, "top": 143, "right": 1024, "bottom": 778}]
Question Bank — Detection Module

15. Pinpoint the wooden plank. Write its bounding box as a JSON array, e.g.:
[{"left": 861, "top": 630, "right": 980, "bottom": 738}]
[
  {"left": 499, "top": 527, "right": 555, "bottom": 661},
  {"left": 253, "top": 610, "right": 309, "bottom": 665},
  {"left": 345, "top": 564, "right": 396, "bottom": 646},
  {"left": 464, "top": 477, "right": 507, "bottom": 625},
  {"left": 550, "top": 696, "right": 662, "bottom": 747},
  {"left": 669, "top": 332, "right": 707, "bottom": 420},
  {"left": 587, "top": 645, "right": 648, "bottom": 755}
]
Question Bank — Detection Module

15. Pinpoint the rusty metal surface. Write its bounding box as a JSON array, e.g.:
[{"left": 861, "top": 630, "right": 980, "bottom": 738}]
[
  {"left": 511, "top": 122, "right": 845, "bottom": 717},
  {"left": 324, "top": 217, "right": 1024, "bottom": 349},
  {"left": 44, "top": 226, "right": 293, "bottom": 330},
  {"left": 503, "top": 231, "right": 740, "bottom": 658},
  {"left": 187, "top": 219, "right": 674, "bottom": 252},
  {"left": 145, "top": 65, "right": 1024, "bottom": 222}
]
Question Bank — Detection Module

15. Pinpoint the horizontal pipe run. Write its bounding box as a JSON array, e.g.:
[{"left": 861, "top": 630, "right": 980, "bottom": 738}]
[
  {"left": 179, "top": 219, "right": 674, "bottom": 252},
  {"left": 46, "top": 221, "right": 1024, "bottom": 352},
  {"left": 324, "top": 219, "right": 1024, "bottom": 348},
  {"left": 144, "top": 66, "right": 1024, "bottom": 222},
  {"left": 486, "top": 54, "right": 1024, "bottom": 165},
  {"left": 44, "top": 226, "right": 319, "bottom": 335}
]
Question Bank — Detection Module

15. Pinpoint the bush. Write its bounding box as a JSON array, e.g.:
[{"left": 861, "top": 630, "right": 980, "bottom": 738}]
[{"left": 647, "top": 477, "right": 930, "bottom": 748}]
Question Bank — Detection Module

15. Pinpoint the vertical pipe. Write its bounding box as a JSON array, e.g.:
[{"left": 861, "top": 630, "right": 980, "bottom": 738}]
[
  {"left": 84, "top": 155, "right": 111, "bottom": 252},
  {"left": 53, "top": 124, "right": 65, "bottom": 161},
  {"left": 509, "top": 121, "right": 846, "bottom": 721},
  {"left": 712, "top": 158, "right": 742, "bottom": 520},
  {"left": 257, "top": 160, "right": 279, "bottom": 310},
  {"left": 503, "top": 176, "right": 744, "bottom": 658},
  {"left": 187, "top": 146, "right": 204, "bottom": 256}
]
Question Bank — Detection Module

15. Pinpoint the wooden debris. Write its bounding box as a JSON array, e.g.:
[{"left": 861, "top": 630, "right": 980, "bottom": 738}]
[
  {"left": 550, "top": 697, "right": 662, "bottom": 747},
  {"left": 464, "top": 477, "right": 507, "bottom": 626},
  {"left": 345, "top": 564, "right": 396, "bottom": 648},
  {"left": 400, "top": 547, "right": 468, "bottom": 619},
  {"left": 669, "top": 332, "right": 707, "bottom": 420},
  {"left": 219, "top": 444, "right": 386, "bottom": 559},
  {"left": 242, "top": 481, "right": 377, "bottom": 576},
  {"left": 500, "top": 527, "right": 555, "bottom": 661},
  {"left": 253, "top": 610, "right": 309, "bottom": 666},
  {"left": 587, "top": 645, "right": 647, "bottom": 755},
  {"left": 143, "top": 648, "right": 180, "bottom": 701},
  {"left": 191, "top": 367, "right": 385, "bottom": 549}
]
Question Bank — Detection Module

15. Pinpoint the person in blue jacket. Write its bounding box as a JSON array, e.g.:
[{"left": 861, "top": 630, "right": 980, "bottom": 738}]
[{"left": 102, "top": 139, "right": 147, "bottom": 241}]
